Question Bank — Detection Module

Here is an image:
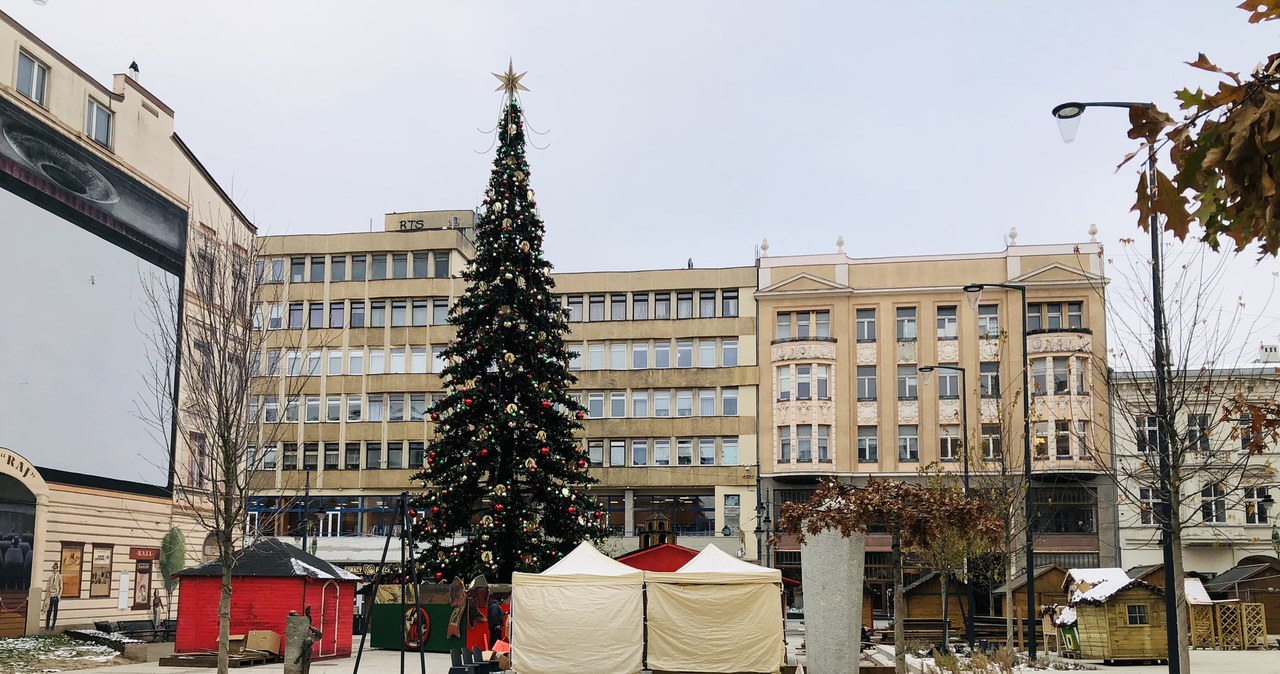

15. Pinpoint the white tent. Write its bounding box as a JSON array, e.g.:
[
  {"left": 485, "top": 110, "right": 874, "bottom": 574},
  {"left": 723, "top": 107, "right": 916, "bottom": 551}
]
[
  {"left": 646, "top": 546, "right": 785, "bottom": 674},
  {"left": 510, "top": 541, "right": 644, "bottom": 674}
]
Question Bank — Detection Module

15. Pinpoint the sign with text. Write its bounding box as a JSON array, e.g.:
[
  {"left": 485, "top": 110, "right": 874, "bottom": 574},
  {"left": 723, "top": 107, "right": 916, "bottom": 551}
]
[{"left": 129, "top": 547, "right": 160, "bottom": 561}]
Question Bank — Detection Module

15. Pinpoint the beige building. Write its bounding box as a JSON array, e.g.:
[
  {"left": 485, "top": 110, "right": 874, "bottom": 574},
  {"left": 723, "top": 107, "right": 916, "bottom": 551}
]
[
  {"left": 250, "top": 213, "right": 759, "bottom": 567},
  {"left": 755, "top": 238, "right": 1116, "bottom": 608},
  {"left": 0, "top": 10, "right": 249, "bottom": 634}
]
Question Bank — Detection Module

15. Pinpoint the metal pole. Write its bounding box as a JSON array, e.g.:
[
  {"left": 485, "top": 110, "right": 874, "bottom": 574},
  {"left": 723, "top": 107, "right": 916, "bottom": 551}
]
[
  {"left": 1150, "top": 143, "right": 1182, "bottom": 674},
  {"left": 1018, "top": 286, "right": 1037, "bottom": 660},
  {"left": 960, "top": 367, "right": 975, "bottom": 648},
  {"left": 302, "top": 470, "right": 311, "bottom": 556}
]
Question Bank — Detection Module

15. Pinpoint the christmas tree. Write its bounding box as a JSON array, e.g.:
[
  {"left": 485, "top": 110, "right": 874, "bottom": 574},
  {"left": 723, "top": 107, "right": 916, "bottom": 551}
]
[{"left": 409, "top": 64, "right": 608, "bottom": 583}]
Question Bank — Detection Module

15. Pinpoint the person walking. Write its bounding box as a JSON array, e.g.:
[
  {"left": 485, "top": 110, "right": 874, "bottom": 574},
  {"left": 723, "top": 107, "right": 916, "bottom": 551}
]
[
  {"left": 43, "top": 563, "right": 62, "bottom": 631},
  {"left": 487, "top": 596, "right": 505, "bottom": 646}
]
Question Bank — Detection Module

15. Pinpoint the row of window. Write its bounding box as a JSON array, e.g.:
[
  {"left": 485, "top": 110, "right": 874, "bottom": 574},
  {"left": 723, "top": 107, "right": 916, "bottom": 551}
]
[
  {"left": 586, "top": 437, "right": 740, "bottom": 467},
  {"left": 564, "top": 290, "right": 739, "bottom": 322},
  {"left": 250, "top": 392, "right": 442, "bottom": 424},
  {"left": 1136, "top": 413, "right": 1266, "bottom": 454},
  {"left": 570, "top": 339, "right": 740, "bottom": 371},
  {"left": 16, "top": 51, "right": 113, "bottom": 148},
  {"left": 782, "top": 423, "right": 1008, "bottom": 464},
  {"left": 251, "top": 346, "right": 448, "bottom": 377},
  {"left": 847, "top": 363, "right": 1002, "bottom": 401},
  {"left": 578, "top": 388, "right": 739, "bottom": 418},
  {"left": 254, "top": 297, "right": 453, "bottom": 331},
  {"left": 260, "top": 251, "right": 453, "bottom": 284},
  {"left": 249, "top": 441, "right": 427, "bottom": 471},
  {"left": 796, "top": 301, "right": 1084, "bottom": 344},
  {"left": 1138, "top": 485, "right": 1271, "bottom": 525}
]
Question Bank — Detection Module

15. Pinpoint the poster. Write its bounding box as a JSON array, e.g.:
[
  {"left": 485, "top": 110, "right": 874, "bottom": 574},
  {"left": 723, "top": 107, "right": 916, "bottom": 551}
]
[
  {"left": 132, "top": 560, "right": 152, "bottom": 611},
  {"left": 59, "top": 544, "right": 82, "bottom": 598},
  {"left": 90, "top": 546, "right": 112, "bottom": 598}
]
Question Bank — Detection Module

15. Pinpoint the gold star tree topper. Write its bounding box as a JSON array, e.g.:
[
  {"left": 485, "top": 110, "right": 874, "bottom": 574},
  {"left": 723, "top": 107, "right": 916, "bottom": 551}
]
[{"left": 493, "top": 60, "right": 529, "bottom": 99}]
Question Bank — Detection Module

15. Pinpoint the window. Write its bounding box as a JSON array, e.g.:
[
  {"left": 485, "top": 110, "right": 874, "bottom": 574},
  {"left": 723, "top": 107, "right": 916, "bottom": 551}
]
[
  {"left": 1074, "top": 356, "right": 1087, "bottom": 394},
  {"left": 654, "top": 343, "right": 671, "bottom": 368},
  {"left": 345, "top": 443, "right": 361, "bottom": 469},
  {"left": 1138, "top": 488, "right": 1159, "bottom": 525},
  {"left": 411, "top": 347, "right": 427, "bottom": 374},
  {"left": 1034, "top": 421, "right": 1049, "bottom": 457},
  {"left": 1239, "top": 413, "right": 1256, "bottom": 452},
  {"left": 610, "top": 343, "right": 627, "bottom": 370},
  {"left": 409, "top": 442, "right": 425, "bottom": 469},
  {"left": 699, "top": 340, "right": 716, "bottom": 368},
  {"left": 1055, "top": 420, "right": 1073, "bottom": 458},
  {"left": 289, "top": 303, "right": 304, "bottom": 329},
  {"left": 347, "top": 395, "right": 362, "bottom": 422},
  {"left": 858, "top": 427, "right": 878, "bottom": 462},
  {"left": 857, "top": 366, "right": 877, "bottom": 400},
  {"left": 676, "top": 292, "right": 694, "bottom": 319},
  {"left": 654, "top": 440, "right": 671, "bottom": 466},
  {"left": 371, "top": 254, "right": 387, "bottom": 280},
  {"left": 16, "top": 52, "right": 48, "bottom": 106},
  {"left": 587, "top": 441, "right": 603, "bottom": 467},
  {"left": 778, "top": 428, "right": 791, "bottom": 463},
  {"left": 1201, "top": 484, "right": 1226, "bottom": 523},
  {"left": 776, "top": 313, "right": 791, "bottom": 340},
  {"left": 309, "top": 302, "right": 324, "bottom": 329},
  {"left": 305, "top": 396, "right": 320, "bottom": 423},
  {"left": 327, "top": 349, "right": 342, "bottom": 376},
  {"left": 568, "top": 346, "right": 583, "bottom": 371},
  {"left": 370, "top": 300, "right": 387, "bottom": 328},
  {"left": 326, "top": 395, "right": 341, "bottom": 422},
  {"left": 282, "top": 444, "right": 298, "bottom": 470},
  {"left": 722, "top": 340, "right": 738, "bottom": 367},
  {"left": 412, "top": 299, "right": 429, "bottom": 326},
  {"left": 898, "top": 425, "right": 919, "bottom": 461},
  {"left": 351, "top": 255, "right": 367, "bottom": 280},
  {"left": 1031, "top": 358, "right": 1047, "bottom": 395},
  {"left": 409, "top": 394, "right": 426, "bottom": 421},
  {"left": 432, "top": 347, "right": 447, "bottom": 373},
  {"left": 588, "top": 344, "right": 605, "bottom": 370},
  {"left": 306, "top": 351, "right": 321, "bottom": 376},
  {"left": 796, "top": 365, "right": 812, "bottom": 400},
  {"left": 86, "top": 98, "right": 112, "bottom": 148},
  {"left": 936, "top": 306, "right": 958, "bottom": 339},
  {"left": 676, "top": 390, "right": 693, "bottom": 417},
  {"left": 815, "top": 311, "right": 830, "bottom": 337},
  {"left": 268, "top": 304, "right": 283, "bottom": 330},
  {"left": 611, "top": 391, "right": 626, "bottom": 418},
  {"left": 1026, "top": 303, "right": 1042, "bottom": 332},
  {"left": 1126, "top": 605, "right": 1150, "bottom": 626},
  {"left": 310, "top": 257, "right": 326, "bottom": 283},
  {"left": 816, "top": 365, "right": 830, "bottom": 399},
  {"left": 588, "top": 393, "right": 604, "bottom": 418},
  {"left": 263, "top": 396, "right": 279, "bottom": 423},
  {"left": 699, "top": 291, "right": 716, "bottom": 318},
  {"left": 677, "top": 439, "right": 693, "bottom": 465},
  {"left": 633, "top": 293, "right": 650, "bottom": 320},
  {"left": 936, "top": 367, "right": 959, "bottom": 398},
  {"left": 348, "top": 350, "right": 364, "bottom": 375},
  {"left": 567, "top": 296, "right": 583, "bottom": 322},
  {"left": 610, "top": 440, "right": 626, "bottom": 467},
  {"left": 722, "top": 438, "right": 739, "bottom": 466},
  {"left": 262, "top": 446, "right": 278, "bottom": 470},
  {"left": 1245, "top": 486, "right": 1271, "bottom": 524},
  {"left": 410, "top": 251, "right": 429, "bottom": 278},
  {"left": 390, "top": 300, "right": 407, "bottom": 327},
  {"left": 655, "top": 293, "right": 671, "bottom": 319},
  {"left": 391, "top": 253, "right": 408, "bottom": 279},
  {"left": 611, "top": 294, "right": 627, "bottom": 320},
  {"left": 897, "top": 365, "right": 918, "bottom": 400},
  {"left": 331, "top": 256, "right": 346, "bottom": 282},
  {"left": 1067, "top": 302, "right": 1083, "bottom": 328},
  {"left": 632, "top": 343, "right": 649, "bottom": 369},
  {"left": 699, "top": 389, "right": 716, "bottom": 416},
  {"left": 896, "top": 307, "right": 917, "bottom": 340},
  {"left": 433, "top": 251, "right": 450, "bottom": 278},
  {"left": 1136, "top": 415, "right": 1160, "bottom": 454},
  {"left": 979, "top": 363, "right": 1000, "bottom": 397},
  {"left": 329, "top": 302, "right": 345, "bottom": 328},
  {"left": 302, "top": 443, "right": 319, "bottom": 470},
  {"left": 977, "top": 305, "right": 999, "bottom": 337},
  {"left": 290, "top": 257, "right": 307, "bottom": 283},
  {"left": 654, "top": 389, "right": 671, "bottom": 416},
  {"left": 856, "top": 309, "right": 876, "bottom": 342},
  {"left": 817, "top": 426, "right": 830, "bottom": 462},
  {"left": 268, "top": 259, "right": 286, "bottom": 283},
  {"left": 624, "top": 440, "right": 645, "bottom": 466},
  {"left": 632, "top": 391, "right": 648, "bottom": 417},
  {"left": 940, "top": 425, "right": 961, "bottom": 462},
  {"left": 699, "top": 438, "right": 716, "bottom": 466},
  {"left": 982, "top": 424, "right": 1002, "bottom": 460},
  {"left": 676, "top": 342, "right": 693, "bottom": 368},
  {"left": 722, "top": 388, "right": 738, "bottom": 416},
  {"left": 1046, "top": 303, "right": 1063, "bottom": 330},
  {"left": 778, "top": 366, "right": 791, "bottom": 401},
  {"left": 350, "top": 301, "right": 366, "bottom": 328},
  {"left": 722, "top": 290, "right": 739, "bottom": 317},
  {"left": 1053, "top": 358, "right": 1070, "bottom": 395},
  {"left": 588, "top": 295, "right": 605, "bottom": 321},
  {"left": 433, "top": 299, "right": 449, "bottom": 325},
  {"left": 366, "top": 443, "right": 382, "bottom": 469},
  {"left": 367, "top": 395, "right": 384, "bottom": 422}
]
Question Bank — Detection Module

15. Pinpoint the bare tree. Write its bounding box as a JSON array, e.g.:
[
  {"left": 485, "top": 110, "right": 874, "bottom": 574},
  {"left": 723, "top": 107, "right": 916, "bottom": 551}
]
[
  {"left": 136, "top": 222, "right": 315, "bottom": 674},
  {"left": 1079, "top": 239, "right": 1278, "bottom": 673}
]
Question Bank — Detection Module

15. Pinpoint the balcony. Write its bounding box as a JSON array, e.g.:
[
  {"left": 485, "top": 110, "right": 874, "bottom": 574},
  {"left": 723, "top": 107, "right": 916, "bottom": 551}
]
[{"left": 1030, "top": 454, "right": 1106, "bottom": 476}]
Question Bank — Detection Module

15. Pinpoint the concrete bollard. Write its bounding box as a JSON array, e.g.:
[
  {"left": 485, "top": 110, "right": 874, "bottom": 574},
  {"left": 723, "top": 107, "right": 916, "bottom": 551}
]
[{"left": 283, "top": 615, "right": 313, "bottom": 674}]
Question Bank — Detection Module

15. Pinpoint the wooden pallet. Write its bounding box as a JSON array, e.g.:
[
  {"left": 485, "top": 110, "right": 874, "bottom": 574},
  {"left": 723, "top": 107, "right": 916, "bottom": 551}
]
[{"left": 159, "top": 650, "right": 281, "bottom": 668}]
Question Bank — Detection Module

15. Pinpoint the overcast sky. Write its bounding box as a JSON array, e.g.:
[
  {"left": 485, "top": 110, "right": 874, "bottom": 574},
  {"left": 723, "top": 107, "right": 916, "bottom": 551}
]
[{"left": 9, "top": 1, "right": 1280, "bottom": 344}]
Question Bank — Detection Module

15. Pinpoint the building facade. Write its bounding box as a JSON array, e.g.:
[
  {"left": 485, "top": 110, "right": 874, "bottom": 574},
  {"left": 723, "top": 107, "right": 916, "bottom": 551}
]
[
  {"left": 250, "top": 213, "right": 758, "bottom": 567},
  {"left": 1113, "top": 366, "right": 1279, "bottom": 574},
  {"left": 0, "top": 10, "right": 250, "bottom": 633},
  {"left": 754, "top": 239, "right": 1116, "bottom": 606}
]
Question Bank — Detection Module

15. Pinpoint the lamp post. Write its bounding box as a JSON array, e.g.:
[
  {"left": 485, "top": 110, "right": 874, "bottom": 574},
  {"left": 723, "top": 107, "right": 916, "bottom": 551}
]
[
  {"left": 919, "top": 364, "right": 975, "bottom": 648},
  {"left": 755, "top": 489, "right": 773, "bottom": 566},
  {"left": 962, "top": 281, "right": 1035, "bottom": 658},
  {"left": 1051, "top": 100, "right": 1179, "bottom": 674}
]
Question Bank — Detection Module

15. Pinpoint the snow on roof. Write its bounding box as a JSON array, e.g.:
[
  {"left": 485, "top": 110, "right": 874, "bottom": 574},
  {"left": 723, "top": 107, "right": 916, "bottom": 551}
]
[
  {"left": 1067, "top": 567, "right": 1154, "bottom": 604},
  {"left": 1055, "top": 606, "right": 1077, "bottom": 627},
  {"left": 1184, "top": 577, "right": 1213, "bottom": 605}
]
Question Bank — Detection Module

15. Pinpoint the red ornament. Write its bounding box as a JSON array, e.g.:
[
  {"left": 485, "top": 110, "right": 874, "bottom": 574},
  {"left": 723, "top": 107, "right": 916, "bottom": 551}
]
[
  {"left": 431, "top": 412, "right": 440, "bottom": 421},
  {"left": 540, "top": 447, "right": 550, "bottom": 456},
  {"left": 431, "top": 506, "right": 440, "bottom": 514},
  {"left": 495, "top": 504, "right": 505, "bottom": 512},
  {"left": 575, "top": 411, "right": 585, "bottom": 420},
  {"left": 568, "top": 506, "right": 576, "bottom": 514},
  {"left": 577, "top": 459, "right": 586, "bottom": 468},
  {"left": 479, "top": 448, "right": 489, "bottom": 457},
  {"left": 408, "top": 509, "right": 417, "bottom": 517},
  {"left": 434, "top": 572, "right": 443, "bottom": 580},
  {"left": 594, "top": 511, "right": 604, "bottom": 519},
  {"left": 464, "top": 398, "right": 473, "bottom": 406},
  {"left": 541, "top": 400, "right": 552, "bottom": 409}
]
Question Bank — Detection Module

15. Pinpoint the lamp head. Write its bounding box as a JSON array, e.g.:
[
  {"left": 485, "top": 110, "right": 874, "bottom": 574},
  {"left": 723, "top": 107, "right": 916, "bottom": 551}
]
[
  {"left": 917, "top": 365, "right": 936, "bottom": 384},
  {"left": 1051, "top": 102, "right": 1085, "bottom": 144},
  {"left": 963, "top": 284, "right": 985, "bottom": 311}
]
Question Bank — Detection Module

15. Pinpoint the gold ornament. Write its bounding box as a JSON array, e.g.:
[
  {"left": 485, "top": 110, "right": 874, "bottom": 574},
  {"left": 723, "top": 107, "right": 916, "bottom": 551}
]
[
  {"left": 504, "top": 352, "right": 516, "bottom": 363},
  {"left": 527, "top": 190, "right": 535, "bottom": 201},
  {"left": 492, "top": 60, "right": 529, "bottom": 98},
  {"left": 503, "top": 218, "right": 512, "bottom": 227},
  {"left": 519, "top": 241, "right": 531, "bottom": 252},
  {"left": 481, "top": 551, "right": 494, "bottom": 563},
  {"left": 495, "top": 485, "right": 507, "bottom": 496},
  {"left": 508, "top": 124, "right": 518, "bottom": 135},
  {"left": 535, "top": 431, "right": 547, "bottom": 440},
  {"left": 525, "top": 458, "right": 537, "bottom": 469},
  {"left": 515, "top": 171, "right": 525, "bottom": 180},
  {"left": 506, "top": 403, "right": 518, "bottom": 414}
]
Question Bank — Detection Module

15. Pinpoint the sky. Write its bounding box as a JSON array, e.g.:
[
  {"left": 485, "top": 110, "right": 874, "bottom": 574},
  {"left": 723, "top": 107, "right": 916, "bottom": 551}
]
[{"left": 7, "top": 1, "right": 1280, "bottom": 346}]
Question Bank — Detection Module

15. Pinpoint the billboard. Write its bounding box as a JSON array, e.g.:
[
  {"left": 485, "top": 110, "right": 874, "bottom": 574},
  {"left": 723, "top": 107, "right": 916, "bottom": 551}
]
[{"left": 0, "top": 95, "right": 186, "bottom": 492}]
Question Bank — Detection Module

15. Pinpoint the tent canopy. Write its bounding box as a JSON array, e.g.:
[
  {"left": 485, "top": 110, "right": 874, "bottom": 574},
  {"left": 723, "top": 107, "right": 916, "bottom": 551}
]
[
  {"left": 540, "top": 540, "right": 642, "bottom": 577},
  {"left": 675, "top": 545, "right": 781, "bottom": 579}
]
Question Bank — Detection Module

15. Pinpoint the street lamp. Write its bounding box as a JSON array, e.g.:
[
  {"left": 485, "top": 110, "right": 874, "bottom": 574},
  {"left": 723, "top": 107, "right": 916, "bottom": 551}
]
[
  {"left": 918, "top": 364, "right": 975, "bottom": 648},
  {"left": 755, "top": 490, "right": 773, "bottom": 566},
  {"left": 1050, "top": 100, "right": 1179, "bottom": 674},
  {"left": 962, "top": 281, "right": 1035, "bottom": 658}
]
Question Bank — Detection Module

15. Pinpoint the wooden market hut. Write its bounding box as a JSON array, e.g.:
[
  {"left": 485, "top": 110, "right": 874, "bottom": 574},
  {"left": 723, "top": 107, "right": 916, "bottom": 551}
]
[
  {"left": 993, "top": 565, "right": 1067, "bottom": 617},
  {"left": 902, "top": 571, "right": 967, "bottom": 622},
  {"left": 1125, "top": 564, "right": 1165, "bottom": 588},
  {"left": 1069, "top": 577, "right": 1167, "bottom": 664},
  {"left": 615, "top": 543, "right": 700, "bottom": 572},
  {"left": 174, "top": 539, "right": 358, "bottom": 659},
  {"left": 1203, "top": 556, "right": 1280, "bottom": 634}
]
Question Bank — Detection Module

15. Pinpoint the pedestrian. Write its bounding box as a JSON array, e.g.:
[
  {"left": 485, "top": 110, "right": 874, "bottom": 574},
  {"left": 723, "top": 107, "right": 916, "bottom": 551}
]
[
  {"left": 487, "top": 596, "right": 504, "bottom": 646},
  {"left": 43, "top": 563, "right": 62, "bottom": 631}
]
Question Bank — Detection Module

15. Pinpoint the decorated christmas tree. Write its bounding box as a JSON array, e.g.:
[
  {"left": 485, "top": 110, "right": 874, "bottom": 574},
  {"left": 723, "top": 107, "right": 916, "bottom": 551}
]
[{"left": 409, "top": 64, "right": 608, "bottom": 583}]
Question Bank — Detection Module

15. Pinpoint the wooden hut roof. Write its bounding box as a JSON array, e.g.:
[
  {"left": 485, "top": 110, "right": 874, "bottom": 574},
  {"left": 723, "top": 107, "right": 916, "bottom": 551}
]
[
  {"left": 991, "top": 565, "right": 1065, "bottom": 594},
  {"left": 1069, "top": 578, "right": 1163, "bottom": 606},
  {"left": 1203, "top": 563, "right": 1271, "bottom": 593},
  {"left": 903, "top": 571, "right": 966, "bottom": 594},
  {"left": 176, "top": 538, "right": 359, "bottom": 580},
  {"left": 1125, "top": 564, "right": 1162, "bottom": 580}
]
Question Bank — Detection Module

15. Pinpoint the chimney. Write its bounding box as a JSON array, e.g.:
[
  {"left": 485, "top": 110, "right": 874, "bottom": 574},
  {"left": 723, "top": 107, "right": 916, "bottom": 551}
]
[{"left": 1259, "top": 344, "right": 1280, "bottom": 363}]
